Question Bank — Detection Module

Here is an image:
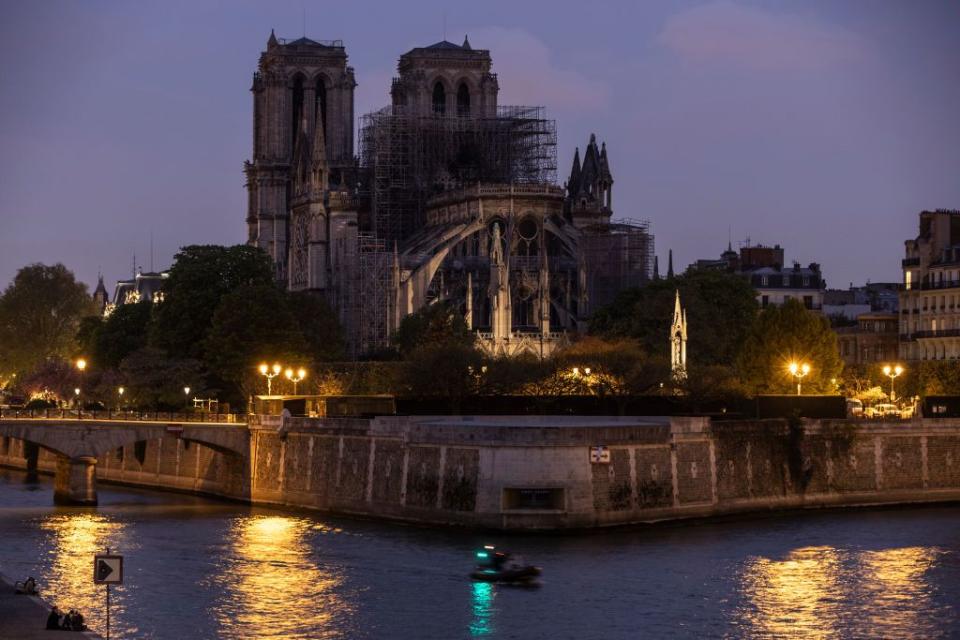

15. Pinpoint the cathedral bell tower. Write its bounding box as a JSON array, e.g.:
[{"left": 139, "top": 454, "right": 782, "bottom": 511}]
[
  {"left": 670, "top": 290, "right": 687, "bottom": 380},
  {"left": 245, "top": 32, "right": 356, "bottom": 284}
]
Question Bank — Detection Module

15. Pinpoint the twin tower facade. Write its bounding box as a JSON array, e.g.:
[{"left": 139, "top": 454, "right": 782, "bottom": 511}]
[{"left": 245, "top": 33, "right": 653, "bottom": 356}]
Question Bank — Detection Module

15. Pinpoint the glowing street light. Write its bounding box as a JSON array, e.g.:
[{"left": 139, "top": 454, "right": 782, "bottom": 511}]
[
  {"left": 787, "top": 361, "right": 811, "bottom": 396},
  {"left": 284, "top": 368, "right": 307, "bottom": 395},
  {"left": 117, "top": 386, "right": 125, "bottom": 412},
  {"left": 882, "top": 364, "right": 904, "bottom": 402},
  {"left": 258, "top": 363, "right": 283, "bottom": 395},
  {"left": 74, "top": 358, "right": 87, "bottom": 419}
]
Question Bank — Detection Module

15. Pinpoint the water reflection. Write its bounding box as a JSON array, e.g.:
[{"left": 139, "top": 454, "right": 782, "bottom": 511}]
[
  {"left": 739, "top": 545, "right": 941, "bottom": 638},
  {"left": 469, "top": 581, "right": 495, "bottom": 637},
  {"left": 861, "top": 546, "right": 939, "bottom": 637},
  {"left": 739, "top": 546, "right": 843, "bottom": 637},
  {"left": 39, "top": 512, "right": 127, "bottom": 637},
  {"left": 212, "top": 515, "right": 348, "bottom": 639}
]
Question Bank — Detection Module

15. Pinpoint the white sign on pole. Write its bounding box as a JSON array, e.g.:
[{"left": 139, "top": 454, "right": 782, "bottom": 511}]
[
  {"left": 590, "top": 446, "right": 610, "bottom": 464},
  {"left": 94, "top": 555, "right": 123, "bottom": 584}
]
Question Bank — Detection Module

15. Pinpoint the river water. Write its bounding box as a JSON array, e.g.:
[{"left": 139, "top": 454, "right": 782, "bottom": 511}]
[{"left": 0, "top": 470, "right": 959, "bottom": 639}]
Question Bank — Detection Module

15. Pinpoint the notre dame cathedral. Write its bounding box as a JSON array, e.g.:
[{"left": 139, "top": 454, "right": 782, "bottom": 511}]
[{"left": 245, "top": 32, "right": 653, "bottom": 356}]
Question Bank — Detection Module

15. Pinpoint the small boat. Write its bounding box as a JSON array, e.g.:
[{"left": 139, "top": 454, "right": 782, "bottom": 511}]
[{"left": 470, "top": 545, "right": 542, "bottom": 585}]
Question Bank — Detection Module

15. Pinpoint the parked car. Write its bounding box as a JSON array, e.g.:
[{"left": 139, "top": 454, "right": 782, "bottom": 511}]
[
  {"left": 865, "top": 403, "right": 900, "bottom": 419},
  {"left": 846, "top": 398, "right": 864, "bottom": 417}
]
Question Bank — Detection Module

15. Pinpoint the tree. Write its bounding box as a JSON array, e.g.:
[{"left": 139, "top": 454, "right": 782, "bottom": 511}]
[
  {"left": 736, "top": 298, "right": 843, "bottom": 395},
  {"left": 590, "top": 269, "right": 758, "bottom": 367},
  {"left": 554, "top": 336, "right": 666, "bottom": 397},
  {"left": 149, "top": 245, "right": 274, "bottom": 359},
  {"left": 117, "top": 347, "right": 205, "bottom": 410},
  {"left": 399, "top": 341, "right": 485, "bottom": 411},
  {"left": 88, "top": 301, "right": 153, "bottom": 369},
  {"left": 390, "top": 301, "right": 474, "bottom": 358},
  {"left": 287, "top": 291, "right": 345, "bottom": 363},
  {"left": 202, "top": 284, "right": 307, "bottom": 403},
  {"left": 0, "top": 263, "right": 97, "bottom": 373}
]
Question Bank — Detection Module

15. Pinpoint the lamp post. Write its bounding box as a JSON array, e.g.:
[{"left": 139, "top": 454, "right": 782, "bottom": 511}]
[
  {"left": 258, "top": 363, "right": 282, "bottom": 395},
  {"left": 117, "top": 387, "right": 125, "bottom": 413},
  {"left": 882, "top": 364, "right": 904, "bottom": 402},
  {"left": 183, "top": 386, "right": 191, "bottom": 411},
  {"left": 75, "top": 358, "right": 87, "bottom": 419},
  {"left": 284, "top": 368, "right": 306, "bottom": 395},
  {"left": 788, "top": 361, "right": 811, "bottom": 396}
]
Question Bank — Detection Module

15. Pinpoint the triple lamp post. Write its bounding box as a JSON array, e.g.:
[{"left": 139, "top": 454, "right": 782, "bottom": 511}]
[
  {"left": 258, "top": 363, "right": 308, "bottom": 395},
  {"left": 787, "top": 361, "right": 810, "bottom": 396},
  {"left": 883, "top": 364, "right": 904, "bottom": 402}
]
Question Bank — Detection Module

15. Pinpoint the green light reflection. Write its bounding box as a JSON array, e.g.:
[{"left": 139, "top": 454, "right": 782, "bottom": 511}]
[{"left": 469, "top": 581, "right": 495, "bottom": 637}]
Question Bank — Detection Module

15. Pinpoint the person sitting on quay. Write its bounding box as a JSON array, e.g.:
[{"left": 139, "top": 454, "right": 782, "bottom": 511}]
[
  {"left": 45, "top": 606, "right": 61, "bottom": 630},
  {"left": 63, "top": 609, "right": 87, "bottom": 632},
  {"left": 14, "top": 576, "right": 37, "bottom": 594}
]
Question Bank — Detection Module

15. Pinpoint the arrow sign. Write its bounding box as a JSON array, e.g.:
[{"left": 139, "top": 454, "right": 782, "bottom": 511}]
[{"left": 93, "top": 555, "right": 123, "bottom": 584}]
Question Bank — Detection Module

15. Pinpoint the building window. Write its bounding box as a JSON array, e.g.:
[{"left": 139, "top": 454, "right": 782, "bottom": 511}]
[
  {"left": 782, "top": 275, "right": 790, "bottom": 286},
  {"left": 457, "top": 82, "right": 470, "bottom": 117},
  {"left": 803, "top": 295, "right": 813, "bottom": 309},
  {"left": 761, "top": 295, "right": 769, "bottom": 308},
  {"left": 760, "top": 276, "right": 769, "bottom": 286},
  {"left": 432, "top": 81, "right": 446, "bottom": 115},
  {"left": 802, "top": 276, "right": 810, "bottom": 287}
]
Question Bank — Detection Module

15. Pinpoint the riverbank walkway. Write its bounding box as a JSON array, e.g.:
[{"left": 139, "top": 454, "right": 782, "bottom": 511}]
[{"left": 0, "top": 572, "right": 102, "bottom": 639}]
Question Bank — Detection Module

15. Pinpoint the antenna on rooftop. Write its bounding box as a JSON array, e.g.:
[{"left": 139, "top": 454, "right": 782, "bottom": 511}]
[
  {"left": 443, "top": 12, "right": 447, "bottom": 42},
  {"left": 132, "top": 254, "right": 136, "bottom": 279},
  {"left": 150, "top": 232, "right": 154, "bottom": 272},
  {"left": 302, "top": 4, "right": 306, "bottom": 38}
]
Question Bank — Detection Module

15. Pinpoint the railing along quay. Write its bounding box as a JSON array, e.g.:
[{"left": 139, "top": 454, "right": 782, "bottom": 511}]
[{"left": 0, "top": 408, "right": 241, "bottom": 423}]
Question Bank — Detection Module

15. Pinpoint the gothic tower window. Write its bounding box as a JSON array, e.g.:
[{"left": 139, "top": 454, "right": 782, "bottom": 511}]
[
  {"left": 315, "top": 77, "right": 327, "bottom": 137},
  {"left": 457, "top": 82, "right": 470, "bottom": 117},
  {"left": 433, "top": 81, "right": 446, "bottom": 115},
  {"left": 290, "top": 75, "right": 305, "bottom": 150}
]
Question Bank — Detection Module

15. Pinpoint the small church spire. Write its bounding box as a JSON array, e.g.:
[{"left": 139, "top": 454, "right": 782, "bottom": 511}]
[
  {"left": 671, "top": 290, "right": 687, "bottom": 380},
  {"left": 462, "top": 34, "right": 471, "bottom": 49},
  {"left": 268, "top": 29, "right": 278, "bottom": 47},
  {"left": 667, "top": 249, "right": 674, "bottom": 279},
  {"left": 653, "top": 255, "right": 660, "bottom": 281}
]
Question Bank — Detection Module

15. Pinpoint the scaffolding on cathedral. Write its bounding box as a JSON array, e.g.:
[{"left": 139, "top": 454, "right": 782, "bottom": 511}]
[
  {"left": 359, "top": 105, "right": 557, "bottom": 248},
  {"left": 580, "top": 218, "right": 654, "bottom": 311},
  {"left": 354, "top": 233, "right": 393, "bottom": 356}
]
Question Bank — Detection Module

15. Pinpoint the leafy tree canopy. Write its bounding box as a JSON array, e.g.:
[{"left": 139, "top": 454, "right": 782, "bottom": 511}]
[
  {"left": 0, "top": 263, "right": 97, "bottom": 373},
  {"left": 202, "top": 283, "right": 308, "bottom": 403},
  {"left": 736, "top": 298, "right": 843, "bottom": 395},
  {"left": 390, "top": 301, "right": 474, "bottom": 358},
  {"left": 87, "top": 301, "right": 152, "bottom": 369},
  {"left": 590, "top": 269, "right": 758, "bottom": 367},
  {"left": 149, "top": 245, "right": 274, "bottom": 358},
  {"left": 117, "top": 347, "right": 205, "bottom": 410},
  {"left": 287, "top": 291, "right": 345, "bottom": 363}
]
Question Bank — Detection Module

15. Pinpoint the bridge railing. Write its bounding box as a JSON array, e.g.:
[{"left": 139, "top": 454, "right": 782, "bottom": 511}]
[{"left": 0, "top": 408, "right": 243, "bottom": 424}]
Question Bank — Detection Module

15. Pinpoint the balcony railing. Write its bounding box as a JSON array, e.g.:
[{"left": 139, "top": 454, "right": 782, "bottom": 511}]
[{"left": 919, "top": 279, "right": 960, "bottom": 291}]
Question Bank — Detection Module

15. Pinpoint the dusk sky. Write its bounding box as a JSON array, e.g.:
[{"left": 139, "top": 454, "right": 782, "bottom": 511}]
[{"left": 2, "top": 0, "right": 958, "bottom": 294}]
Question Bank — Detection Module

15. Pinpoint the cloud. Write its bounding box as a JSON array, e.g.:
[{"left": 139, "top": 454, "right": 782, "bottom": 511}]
[
  {"left": 658, "top": 1, "right": 866, "bottom": 71},
  {"left": 466, "top": 27, "right": 609, "bottom": 112}
]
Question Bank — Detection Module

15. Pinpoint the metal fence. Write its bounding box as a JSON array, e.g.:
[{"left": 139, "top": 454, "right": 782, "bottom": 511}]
[{"left": 0, "top": 408, "right": 242, "bottom": 424}]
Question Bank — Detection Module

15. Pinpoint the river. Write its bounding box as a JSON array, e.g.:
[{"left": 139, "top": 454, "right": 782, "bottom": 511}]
[{"left": 0, "top": 469, "right": 958, "bottom": 639}]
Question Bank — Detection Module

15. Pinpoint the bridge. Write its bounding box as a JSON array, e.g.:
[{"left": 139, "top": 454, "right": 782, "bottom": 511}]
[{"left": 0, "top": 414, "right": 250, "bottom": 506}]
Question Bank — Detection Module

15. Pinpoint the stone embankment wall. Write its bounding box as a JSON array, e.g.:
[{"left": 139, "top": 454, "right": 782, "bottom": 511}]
[{"left": 2, "top": 417, "right": 960, "bottom": 529}]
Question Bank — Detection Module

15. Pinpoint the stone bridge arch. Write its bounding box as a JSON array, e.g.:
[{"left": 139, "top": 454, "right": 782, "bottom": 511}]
[{"left": 0, "top": 420, "right": 250, "bottom": 506}]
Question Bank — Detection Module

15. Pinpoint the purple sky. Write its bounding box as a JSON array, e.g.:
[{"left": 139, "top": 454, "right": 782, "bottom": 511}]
[{"left": 2, "top": 1, "right": 959, "bottom": 294}]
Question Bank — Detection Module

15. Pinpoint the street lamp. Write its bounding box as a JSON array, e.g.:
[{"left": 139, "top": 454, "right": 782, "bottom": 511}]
[
  {"left": 284, "top": 368, "right": 306, "bottom": 395},
  {"left": 258, "top": 363, "right": 282, "bottom": 395},
  {"left": 74, "top": 358, "right": 87, "bottom": 419},
  {"left": 788, "top": 361, "right": 811, "bottom": 396},
  {"left": 117, "top": 387, "right": 125, "bottom": 413},
  {"left": 882, "top": 364, "right": 904, "bottom": 402}
]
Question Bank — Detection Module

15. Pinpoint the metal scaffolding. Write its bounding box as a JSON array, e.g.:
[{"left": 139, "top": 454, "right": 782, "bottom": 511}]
[
  {"left": 580, "top": 218, "right": 654, "bottom": 311},
  {"left": 359, "top": 105, "right": 557, "bottom": 248}
]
